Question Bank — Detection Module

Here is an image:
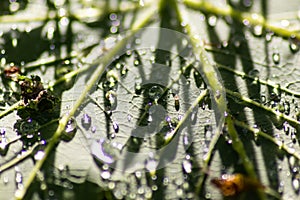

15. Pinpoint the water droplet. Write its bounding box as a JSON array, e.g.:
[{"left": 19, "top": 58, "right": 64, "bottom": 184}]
[
  {"left": 272, "top": 52, "right": 280, "bottom": 65},
  {"left": 135, "top": 82, "right": 142, "bottom": 95},
  {"left": 101, "top": 171, "right": 111, "bottom": 179},
  {"left": 174, "top": 94, "right": 180, "bottom": 111},
  {"left": 182, "top": 160, "right": 192, "bottom": 173},
  {"left": 215, "top": 90, "right": 221, "bottom": 99},
  {"left": 91, "top": 139, "right": 118, "bottom": 164},
  {"left": 34, "top": 150, "right": 45, "bottom": 161},
  {"left": 148, "top": 86, "right": 164, "bottom": 102},
  {"left": 151, "top": 185, "right": 158, "bottom": 191},
  {"left": 112, "top": 121, "right": 119, "bottom": 133},
  {"left": 242, "top": 0, "right": 253, "bottom": 8},
  {"left": 252, "top": 25, "right": 263, "bottom": 37},
  {"left": 91, "top": 126, "right": 96, "bottom": 133},
  {"left": 208, "top": 15, "right": 218, "bottom": 27},
  {"left": 3, "top": 175, "right": 8, "bottom": 184},
  {"left": 265, "top": 31, "right": 274, "bottom": 42},
  {"left": 292, "top": 178, "right": 300, "bottom": 191},
  {"left": 15, "top": 171, "right": 23, "bottom": 189},
  {"left": 0, "top": 135, "right": 8, "bottom": 155},
  {"left": 283, "top": 121, "right": 290, "bottom": 135},
  {"left": 163, "top": 177, "right": 169, "bottom": 185},
  {"left": 145, "top": 158, "right": 158, "bottom": 173},
  {"left": 61, "top": 118, "right": 77, "bottom": 142},
  {"left": 81, "top": 113, "right": 91, "bottom": 130},
  {"left": 289, "top": 36, "right": 300, "bottom": 53}
]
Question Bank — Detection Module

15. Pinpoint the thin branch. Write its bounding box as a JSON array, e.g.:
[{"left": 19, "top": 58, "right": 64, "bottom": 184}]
[
  {"left": 183, "top": 0, "right": 300, "bottom": 40},
  {"left": 226, "top": 89, "right": 300, "bottom": 131}
]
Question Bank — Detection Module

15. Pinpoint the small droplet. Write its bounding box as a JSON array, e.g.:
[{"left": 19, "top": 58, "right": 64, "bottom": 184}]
[
  {"left": 252, "top": 25, "right": 263, "bottom": 37},
  {"left": 283, "top": 121, "right": 290, "bottom": 135},
  {"left": 15, "top": 171, "right": 23, "bottom": 189},
  {"left": 91, "top": 139, "right": 117, "bottom": 164},
  {"left": 148, "top": 86, "right": 164, "bottom": 102},
  {"left": 289, "top": 36, "right": 300, "bottom": 53},
  {"left": 91, "top": 126, "right": 96, "bottom": 133},
  {"left": 174, "top": 94, "right": 180, "bottom": 111},
  {"left": 272, "top": 52, "right": 280, "bottom": 65},
  {"left": 292, "top": 178, "right": 300, "bottom": 191},
  {"left": 135, "top": 82, "right": 142, "bottom": 95},
  {"left": 112, "top": 121, "right": 119, "bottom": 133},
  {"left": 208, "top": 15, "right": 218, "bottom": 27},
  {"left": 145, "top": 158, "right": 158, "bottom": 173},
  {"left": 101, "top": 171, "right": 111, "bottom": 179},
  {"left": 81, "top": 113, "right": 91, "bottom": 130},
  {"left": 34, "top": 150, "right": 45, "bottom": 161},
  {"left": 3, "top": 176, "right": 9, "bottom": 184},
  {"left": 182, "top": 160, "right": 192, "bottom": 174},
  {"left": 242, "top": 0, "right": 253, "bottom": 8},
  {"left": 215, "top": 90, "right": 221, "bottom": 99},
  {"left": 61, "top": 118, "right": 77, "bottom": 142}
]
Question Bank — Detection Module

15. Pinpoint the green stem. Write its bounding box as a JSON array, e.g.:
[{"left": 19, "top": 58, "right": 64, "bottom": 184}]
[
  {"left": 217, "top": 64, "right": 300, "bottom": 97},
  {"left": 183, "top": 0, "right": 300, "bottom": 40},
  {"left": 173, "top": 0, "right": 228, "bottom": 195},
  {"left": 226, "top": 116, "right": 267, "bottom": 200},
  {"left": 0, "top": 101, "right": 20, "bottom": 119},
  {"left": 226, "top": 89, "right": 300, "bottom": 131},
  {"left": 234, "top": 119, "right": 300, "bottom": 161},
  {"left": 14, "top": 4, "right": 157, "bottom": 200}
]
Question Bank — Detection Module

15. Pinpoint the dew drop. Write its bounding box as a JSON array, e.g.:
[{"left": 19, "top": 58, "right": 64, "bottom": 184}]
[
  {"left": 112, "top": 121, "right": 119, "bottom": 133},
  {"left": 265, "top": 31, "right": 274, "bottom": 42},
  {"left": 81, "top": 113, "right": 91, "bottom": 130},
  {"left": 272, "top": 52, "right": 280, "bottom": 65},
  {"left": 91, "top": 126, "right": 96, "bottom": 133},
  {"left": 252, "top": 25, "right": 263, "bottom": 37},
  {"left": 148, "top": 86, "right": 164, "bottom": 102},
  {"left": 208, "top": 15, "right": 218, "bottom": 27},
  {"left": 292, "top": 178, "right": 300, "bottom": 191},
  {"left": 101, "top": 171, "right": 111, "bottom": 179},
  {"left": 283, "top": 121, "right": 290, "bottom": 135},
  {"left": 61, "top": 118, "right": 77, "bottom": 142},
  {"left": 182, "top": 160, "right": 192, "bottom": 174},
  {"left": 135, "top": 82, "right": 142, "bottom": 95},
  {"left": 15, "top": 171, "right": 23, "bottom": 190},
  {"left": 289, "top": 36, "right": 300, "bottom": 53},
  {"left": 34, "top": 150, "right": 45, "bottom": 161},
  {"left": 145, "top": 158, "right": 158, "bottom": 173},
  {"left": 91, "top": 139, "right": 117, "bottom": 164},
  {"left": 174, "top": 94, "right": 180, "bottom": 111},
  {"left": 151, "top": 185, "right": 158, "bottom": 191},
  {"left": 3, "top": 175, "right": 9, "bottom": 184},
  {"left": 0, "top": 135, "right": 8, "bottom": 155}
]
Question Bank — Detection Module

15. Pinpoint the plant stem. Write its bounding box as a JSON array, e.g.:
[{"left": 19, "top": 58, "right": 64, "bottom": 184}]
[
  {"left": 226, "top": 116, "right": 267, "bottom": 200},
  {"left": 183, "top": 0, "right": 300, "bottom": 40},
  {"left": 173, "top": 0, "right": 228, "bottom": 195},
  {"left": 14, "top": 4, "right": 158, "bottom": 200},
  {"left": 226, "top": 89, "right": 300, "bottom": 131}
]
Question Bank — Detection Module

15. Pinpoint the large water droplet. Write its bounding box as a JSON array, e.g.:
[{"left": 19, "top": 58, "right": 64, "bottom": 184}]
[
  {"left": 148, "top": 86, "right": 164, "bottom": 102},
  {"left": 81, "top": 113, "right": 91, "bottom": 130},
  {"left": 61, "top": 118, "right": 77, "bottom": 142},
  {"left": 91, "top": 139, "right": 119, "bottom": 164},
  {"left": 272, "top": 52, "right": 280, "bottom": 65}
]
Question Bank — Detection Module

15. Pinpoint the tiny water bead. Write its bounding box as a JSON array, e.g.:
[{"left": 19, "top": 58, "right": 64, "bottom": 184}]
[
  {"left": 112, "top": 121, "right": 119, "bottom": 133},
  {"left": 272, "top": 52, "right": 280, "bottom": 65},
  {"left": 61, "top": 118, "right": 77, "bottom": 142},
  {"left": 81, "top": 113, "right": 91, "bottom": 130}
]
